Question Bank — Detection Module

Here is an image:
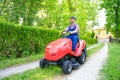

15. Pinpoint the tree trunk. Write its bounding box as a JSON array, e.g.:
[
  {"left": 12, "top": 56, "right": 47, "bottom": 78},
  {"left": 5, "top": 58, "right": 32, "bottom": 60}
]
[{"left": 115, "top": 1, "right": 120, "bottom": 43}]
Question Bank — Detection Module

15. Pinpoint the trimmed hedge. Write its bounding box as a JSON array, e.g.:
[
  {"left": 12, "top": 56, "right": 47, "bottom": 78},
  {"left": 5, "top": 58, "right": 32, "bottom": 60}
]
[
  {"left": 0, "top": 21, "right": 61, "bottom": 58},
  {"left": 80, "top": 36, "right": 98, "bottom": 44},
  {"left": 0, "top": 21, "right": 97, "bottom": 58}
]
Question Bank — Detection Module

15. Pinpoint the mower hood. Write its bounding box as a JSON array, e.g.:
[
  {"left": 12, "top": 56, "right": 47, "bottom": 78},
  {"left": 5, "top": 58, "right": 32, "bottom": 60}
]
[{"left": 45, "top": 38, "right": 72, "bottom": 61}]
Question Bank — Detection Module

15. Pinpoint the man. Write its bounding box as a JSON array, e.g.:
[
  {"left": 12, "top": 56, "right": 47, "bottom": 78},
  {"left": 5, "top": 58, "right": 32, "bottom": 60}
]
[{"left": 62, "top": 16, "right": 80, "bottom": 51}]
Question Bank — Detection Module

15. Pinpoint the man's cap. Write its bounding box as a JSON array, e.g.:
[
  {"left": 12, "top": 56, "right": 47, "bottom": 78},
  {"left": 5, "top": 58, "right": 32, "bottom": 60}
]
[{"left": 70, "top": 16, "right": 76, "bottom": 20}]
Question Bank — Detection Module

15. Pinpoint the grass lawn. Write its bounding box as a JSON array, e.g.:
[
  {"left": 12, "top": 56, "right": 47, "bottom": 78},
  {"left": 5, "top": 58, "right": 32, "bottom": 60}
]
[
  {"left": 0, "top": 54, "right": 43, "bottom": 69},
  {"left": 2, "top": 43, "right": 105, "bottom": 80},
  {"left": 2, "top": 66, "right": 61, "bottom": 80},
  {"left": 86, "top": 43, "right": 98, "bottom": 48},
  {"left": 87, "top": 43, "right": 104, "bottom": 57},
  {"left": 99, "top": 43, "right": 120, "bottom": 80}
]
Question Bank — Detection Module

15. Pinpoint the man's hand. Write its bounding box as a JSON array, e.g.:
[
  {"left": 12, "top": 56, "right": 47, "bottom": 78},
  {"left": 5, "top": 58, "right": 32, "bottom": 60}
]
[{"left": 62, "top": 31, "right": 66, "bottom": 35}]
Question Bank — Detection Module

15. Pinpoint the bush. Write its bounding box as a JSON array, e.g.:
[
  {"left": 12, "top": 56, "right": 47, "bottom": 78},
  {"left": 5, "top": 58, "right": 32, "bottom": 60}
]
[
  {"left": 80, "top": 36, "right": 98, "bottom": 44},
  {"left": 0, "top": 21, "right": 97, "bottom": 59},
  {"left": 0, "top": 21, "right": 61, "bottom": 58}
]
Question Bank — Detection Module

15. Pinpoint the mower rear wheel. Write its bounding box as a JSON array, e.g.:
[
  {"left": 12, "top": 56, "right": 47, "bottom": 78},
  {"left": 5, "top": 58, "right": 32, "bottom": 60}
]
[
  {"left": 77, "top": 51, "right": 86, "bottom": 64},
  {"left": 39, "top": 58, "right": 48, "bottom": 69},
  {"left": 62, "top": 60, "right": 72, "bottom": 74}
]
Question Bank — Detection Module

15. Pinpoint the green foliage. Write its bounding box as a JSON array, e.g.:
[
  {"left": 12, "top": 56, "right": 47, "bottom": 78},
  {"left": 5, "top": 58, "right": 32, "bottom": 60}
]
[
  {"left": 0, "top": 21, "right": 61, "bottom": 58},
  {"left": 0, "top": 0, "right": 99, "bottom": 33},
  {"left": 91, "top": 31, "right": 95, "bottom": 38},
  {"left": 0, "top": 0, "right": 43, "bottom": 26},
  {"left": 81, "top": 36, "right": 98, "bottom": 44},
  {"left": 80, "top": 33, "right": 98, "bottom": 44},
  {"left": 2, "top": 66, "right": 61, "bottom": 80},
  {"left": 0, "top": 54, "right": 42, "bottom": 69},
  {"left": 87, "top": 43, "right": 104, "bottom": 57},
  {"left": 41, "top": 0, "right": 99, "bottom": 34},
  {"left": 100, "top": 43, "right": 120, "bottom": 80},
  {"left": 101, "top": 0, "right": 120, "bottom": 42},
  {"left": 0, "top": 21, "right": 97, "bottom": 59}
]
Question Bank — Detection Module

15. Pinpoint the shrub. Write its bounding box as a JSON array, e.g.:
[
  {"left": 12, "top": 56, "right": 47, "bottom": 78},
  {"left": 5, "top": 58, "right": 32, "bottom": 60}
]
[
  {"left": 80, "top": 36, "right": 98, "bottom": 44},
  {"left": 0, "top": 21, "right": 61, "bottom": 58},
  {"left": 0, "top": 21, "right": 97, "bottom": 59}
]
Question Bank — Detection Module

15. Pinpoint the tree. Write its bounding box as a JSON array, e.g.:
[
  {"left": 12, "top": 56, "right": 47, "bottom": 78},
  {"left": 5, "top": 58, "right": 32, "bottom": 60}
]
[
  {"left": 0, "top": 0, "right": 43, "bottom": 26},
  {"left": 0, "top": 0, "right": 7, "bottom": 15},
  {"left": 0, "top": 0, "right": 99, "bottom": 35},
  {"left": 65, "top": 0, "right": 98, "bottom": 34},
  {"left": 101, "top": 0, "right": 120, "bottom": 42}
]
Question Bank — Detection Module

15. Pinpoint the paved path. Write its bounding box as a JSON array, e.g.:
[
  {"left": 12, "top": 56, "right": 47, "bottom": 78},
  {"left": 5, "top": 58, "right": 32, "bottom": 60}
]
[
  {"left": 0, "top": 43, "right": 100, "bottom": 79},
  {"left": 55, "top": 43, "right": 108, "bottom": 80}
]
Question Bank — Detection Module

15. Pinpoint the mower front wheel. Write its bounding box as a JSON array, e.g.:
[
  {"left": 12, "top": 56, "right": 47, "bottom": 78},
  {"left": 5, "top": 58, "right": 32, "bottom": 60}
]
[
  {"left": 62, "top": 60, "right": 72, "bottom": 74},
  {"left": 39, "top": 58, "right": 48, "bottom": 69}
]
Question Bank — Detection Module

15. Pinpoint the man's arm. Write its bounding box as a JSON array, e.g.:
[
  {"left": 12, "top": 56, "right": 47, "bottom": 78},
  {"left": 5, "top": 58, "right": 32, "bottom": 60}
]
[{"left": 62, "top": 26, "right": 69, "bottom": 34}]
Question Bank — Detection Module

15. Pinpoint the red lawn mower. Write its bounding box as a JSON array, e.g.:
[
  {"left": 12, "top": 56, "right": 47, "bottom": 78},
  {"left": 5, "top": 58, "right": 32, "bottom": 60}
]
[{"left": 39, "top": 36, "right": 86, "bottom": 74}]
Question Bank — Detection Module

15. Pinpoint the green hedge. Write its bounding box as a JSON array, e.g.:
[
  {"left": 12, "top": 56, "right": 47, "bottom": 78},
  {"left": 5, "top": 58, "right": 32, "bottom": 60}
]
[
  {"left": 80, "top": 36, "right": 98, "bottom": 44},
  {"left": 0, "top": 21, "right": 61, "bottom": 58},
  {"left": 0, "top": 21, "right": 97, "bottom": 58}
]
